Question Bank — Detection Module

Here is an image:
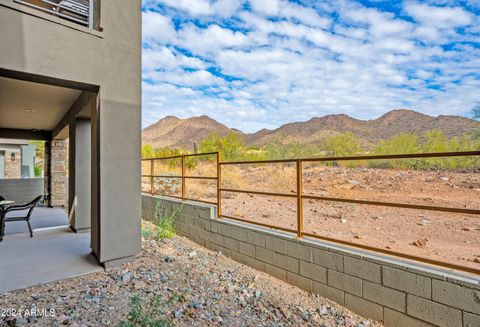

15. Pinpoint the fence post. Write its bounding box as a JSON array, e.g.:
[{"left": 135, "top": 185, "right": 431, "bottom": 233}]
[
  {"left": 217, "top": 152, "right": 221, "bottom": 218},
  {"left": 150, "top": 159, "right": 154, "bottom": 195},
  {"left": 181, "top": 155, "right": 185, "bottom": 200},
  {"left": 296, "top": 159, "right": 303, "bottom": 238}
]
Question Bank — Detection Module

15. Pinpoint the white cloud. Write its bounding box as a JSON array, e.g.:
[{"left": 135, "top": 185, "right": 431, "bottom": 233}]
[
  {"left": 141, "top": 0, "right": 480, "bottom": 132},
  {"left": 405, "top": 2, "right": 473, "bottom": 28},
  {"left": 142, "top": 11, "right": 176, "bottom": 41}
]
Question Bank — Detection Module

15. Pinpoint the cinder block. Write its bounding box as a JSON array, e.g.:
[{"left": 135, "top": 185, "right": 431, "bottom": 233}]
[
  {"left": 246, "top": 230, "right": 266, "bottom": 247},
  {"left": 363, "top": 281, "right": 406, "bottom": 312},
  {"left": 239, "top": 241, "right": 255, "bottom": 257},
  {"left": 223, "top": 237, "right": 240, "bottom": 252},
  {"left": 287, "top": 242, "right": 313, "bottom": 262},
  {"left": 345, "top": 294, "right": 383, "bottom": 322},
  {"left": 432, "top": 279, "right": 480, "bottom": 315},
  {"left": 383, "top": 267, "right": 431, "bottom": 299},
  {"left": 210, "top": 233, "right": 225, "bottom": 246},
  {"left": 194, "top": 217, "right": 210, "bottom": 231},
  {"left": 230, "top": 225, "right": 247, "bottom": 242},
  {"left": 328, "top": 270, "right": 362, "bottom": 297},
  {"left": 344, "top": 256, "right": 381, "bottom": 283},
  {"left": 244, "top": 255, "right": 266, "bottom": 272},
  {"left": 384, "top": 308, "right": 433, "bottom": 327},
  {"left": 464, "top": 312, "right": 480, "bottom": 327},
  {"left": 265, "top": 235, "right": 287, "bottom": 254},
  {"left": 299, "top": 261, "right": 327, "bottom": 283},
  {"left": 209, "top": 221, "right": 218, "bottom": 233},
  {"left": 276, "top": 253, "right": 299, "bottom": 273},
  {"left": 407, "top": 294, "right": 462, "bottom": 327},
  {"left": 265, "top": 263, "right": 287, "bottom": 281},
  {"left": 196, "top": 228, "right": 210, "bottom": 241},
  {"left": 217, "top": 224, "right": 232, "bottom": 237},
  {"left": 312, "top": 282, "right": 345, "bottom": 305},
  {"left": 256, "top": 247, "right": 276, "bottom": 265},
  {"left": 313, "top": 248, "right": 344, "bottom": 271},
  {"left": 287, "top": 272, "right": 313, "bottom": 292}
]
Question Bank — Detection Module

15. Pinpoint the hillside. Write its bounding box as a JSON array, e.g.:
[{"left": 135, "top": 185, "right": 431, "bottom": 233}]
[
  {"left": 142, "top": 115, "right": 239, "bottom": 148},
  {"left": 142, "top": 110, "right": 480, "bottom": 149}
]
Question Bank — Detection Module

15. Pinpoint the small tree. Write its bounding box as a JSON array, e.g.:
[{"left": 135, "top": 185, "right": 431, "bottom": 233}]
[{"left": 200, "top": 131, "right": 245, "bottom": 161}]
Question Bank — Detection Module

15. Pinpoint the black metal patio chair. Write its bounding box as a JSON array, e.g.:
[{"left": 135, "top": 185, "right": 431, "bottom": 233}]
[{"left": 3, "top": 195, "right": 43, "bottom": 238}]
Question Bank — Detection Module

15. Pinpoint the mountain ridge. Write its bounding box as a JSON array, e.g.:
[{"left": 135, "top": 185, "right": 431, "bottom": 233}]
[{"left": 142, "top": 109, "right": 480, "bottom": 149}]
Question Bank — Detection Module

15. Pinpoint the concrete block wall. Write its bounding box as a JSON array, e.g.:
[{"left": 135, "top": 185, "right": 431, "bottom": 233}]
[
  {"left": 142, "top": 194, "right": 480, "bottom": 327},
  {"left": 0, "top": 178, "right": 44, "bottom": 203}
]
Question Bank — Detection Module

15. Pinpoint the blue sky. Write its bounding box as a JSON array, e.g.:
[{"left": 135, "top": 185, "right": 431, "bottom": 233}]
[{"left": 141, "top": 0, "right": 480, "bottom": 133}]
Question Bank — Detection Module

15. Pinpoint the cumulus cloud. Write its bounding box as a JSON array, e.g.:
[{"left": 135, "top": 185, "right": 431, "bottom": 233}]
[{"left": 141, "top": 0, "right": 480, "bottom": 132}]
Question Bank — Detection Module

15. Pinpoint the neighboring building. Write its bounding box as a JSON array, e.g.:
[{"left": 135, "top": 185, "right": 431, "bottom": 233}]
[
  {"left": 0, "top": 0, "right": 141, "bottom": 267},
  {"left": 0, "top": 139, "right": 36, "bottom": 179}
]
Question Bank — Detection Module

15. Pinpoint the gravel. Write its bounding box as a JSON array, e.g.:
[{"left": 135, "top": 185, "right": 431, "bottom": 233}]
[{"left": 1, "top": 233, "right": 382, "bottom": 326}]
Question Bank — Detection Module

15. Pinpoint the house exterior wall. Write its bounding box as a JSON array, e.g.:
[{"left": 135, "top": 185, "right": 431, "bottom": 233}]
[
  {"left": 0, "top": 0, "right": 142, "bottom": 265},
  {"left": 4, "top": 149, "right": 21, "bottom": 179},
  {"left": 142, "top": 194, "right": 480, "bottom": 327}
]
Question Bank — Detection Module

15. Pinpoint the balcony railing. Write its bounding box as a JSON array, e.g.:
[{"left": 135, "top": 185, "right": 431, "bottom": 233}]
[{"left": 13, "top": 0, "right": 94, "bottom": 28}]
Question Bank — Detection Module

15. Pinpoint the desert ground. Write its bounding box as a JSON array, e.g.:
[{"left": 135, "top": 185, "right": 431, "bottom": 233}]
[{"left": 142, "top": 159, "right": 480, "bottom": 272}]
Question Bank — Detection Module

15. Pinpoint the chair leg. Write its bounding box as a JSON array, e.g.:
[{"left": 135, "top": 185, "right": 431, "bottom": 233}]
[{"left": 27, "top": 221, "right": 33, "bottom": 238}]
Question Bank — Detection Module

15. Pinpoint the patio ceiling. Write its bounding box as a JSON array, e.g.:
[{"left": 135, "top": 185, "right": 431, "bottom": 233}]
[{"left": 0, "top": 76, "right": 89, "bottom": 139}]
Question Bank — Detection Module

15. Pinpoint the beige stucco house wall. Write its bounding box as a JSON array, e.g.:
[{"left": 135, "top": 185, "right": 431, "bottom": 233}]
[{"left": 0, "top": 0, "right": 142, "bottom": 266}]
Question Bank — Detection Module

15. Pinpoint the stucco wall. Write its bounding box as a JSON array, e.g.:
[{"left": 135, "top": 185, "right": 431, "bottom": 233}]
[
  {"left": 0, "top": 0, "right": 142, "bottom": 264},
  {"left": 142, "top": 194, "right": 480, "bottom": 327}
]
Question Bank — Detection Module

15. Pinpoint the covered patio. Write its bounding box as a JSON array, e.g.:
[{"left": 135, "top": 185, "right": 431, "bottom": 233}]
[{"left": 0, "top": 206, "right": 102, "bottom": 293}]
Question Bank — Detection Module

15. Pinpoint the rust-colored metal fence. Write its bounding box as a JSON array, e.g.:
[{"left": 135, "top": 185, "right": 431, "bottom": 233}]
[{"left": 142, "top": 150, "right": 480, "bottom": 275}]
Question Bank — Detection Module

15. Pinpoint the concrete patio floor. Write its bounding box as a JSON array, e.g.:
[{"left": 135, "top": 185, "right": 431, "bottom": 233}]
[{"left": 0, "top": 208, "right": 102, "bottom": 293}]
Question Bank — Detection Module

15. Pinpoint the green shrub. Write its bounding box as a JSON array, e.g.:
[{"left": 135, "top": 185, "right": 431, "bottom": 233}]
[
  {"left": 200, "top": 131, "right": 245, "bottom": 161},
  {"left": 117, "top": 294, "right": 173, "bottom": 327},
  {"left": 153, "top": 200, "right": 182, "bottom": 239}
]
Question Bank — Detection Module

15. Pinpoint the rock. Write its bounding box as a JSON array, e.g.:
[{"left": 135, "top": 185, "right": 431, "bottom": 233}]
[
  {"left": 461, "top": 227, "right": 473, "bottom": 231},
  {"left": 412, "top": 238, "right": 428, "bottom": 248},
  {"left": 317, "top": 305, "right": 328, "bottom": 315},
  {"left": 474, "top": 257, "right": 480, "bottom": 263},
  {"left": 173, "top": 309, "right": 184, "bottom": 318},
  {"left": 189, "top": 251, "right": 198, "bottom": 258},
  {"left": 134, "top": 281, "right": 146, "bottom": 290},
  {"left": 188, "top": 301, "right": 203, "bottom": 309},
  {"left": 164, "top": 256, "right": 175, "bottom": 262},
  {"left": 340, "top": 219, "right": 347, "bottom": 224},
  {"left": 120, "top": 271, "right": 132, "bottom": 283},
  {"left": 255, "top": 290, "right": 261, "bottom": 298},
  {"left": 418, "top": 219, "right": 431, "bottom": 226}
]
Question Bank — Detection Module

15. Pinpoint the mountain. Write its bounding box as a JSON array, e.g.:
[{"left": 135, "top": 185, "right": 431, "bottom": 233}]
[
  {"left": 142, "top": 115, "right": 240, "bottom": 148},
  {"left": 248, "top": 110, "right": 480, "bottom": 147},
  {"left": 142, "top": 110, "right": 480, "bottom": 149}
]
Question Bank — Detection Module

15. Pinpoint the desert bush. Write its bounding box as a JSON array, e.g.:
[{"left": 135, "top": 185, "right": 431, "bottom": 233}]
[
  {"left": 200, "top": 131, "right": 245, "bottom": 161},
  {"left": 264, "top": 141, "right": 318, "bottom": 160},
  {"left": 151, "top": 200, "right": 182, "bottom": 239},
  {"left": 117, "top": 294, "right": 173, "bottom": 327},
  {"left": 369, "top": 133, "right": 420, "bottom": 169}
]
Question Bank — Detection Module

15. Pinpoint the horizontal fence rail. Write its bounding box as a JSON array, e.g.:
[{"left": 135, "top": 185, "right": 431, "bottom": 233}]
[
  {"left": 142, "top": 152, "right": 219, "bottom": 206},
  {"left": 13, "top": 0, "right": 93, "bottom": 28},
  {"left": 142, "top": 150, "right": 480, "bottom": 275}
]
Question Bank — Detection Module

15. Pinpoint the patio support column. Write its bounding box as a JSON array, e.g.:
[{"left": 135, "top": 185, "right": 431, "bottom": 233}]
[
  {"left": 44, "top": 141, "right": 51, "bottom": 206},
  {"left": 44, "top": 140, "right": 67, "bottom": 207},
  {"left": 68, "top": 119, "right": 91, "bottom": 232}
]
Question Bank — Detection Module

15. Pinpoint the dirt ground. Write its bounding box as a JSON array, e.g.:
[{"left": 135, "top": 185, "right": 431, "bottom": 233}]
[{"left": 1, "top": 234, "right": 380, "bottom": 327}]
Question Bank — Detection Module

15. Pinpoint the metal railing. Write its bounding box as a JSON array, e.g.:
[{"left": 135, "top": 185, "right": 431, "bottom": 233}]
[
  {"left": 143, "top": 150, "right": 480, "bottom": 275},
  {"left": 13, "top": 0, "right": 94, "bottom": 28},
  {"left": 142, "top": 152, "right": 219, "bottom": 205}
]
